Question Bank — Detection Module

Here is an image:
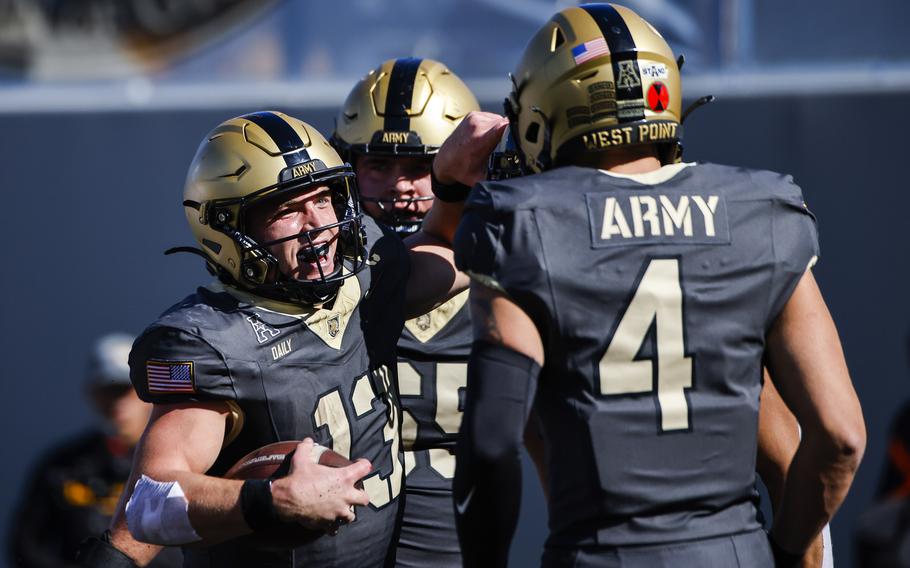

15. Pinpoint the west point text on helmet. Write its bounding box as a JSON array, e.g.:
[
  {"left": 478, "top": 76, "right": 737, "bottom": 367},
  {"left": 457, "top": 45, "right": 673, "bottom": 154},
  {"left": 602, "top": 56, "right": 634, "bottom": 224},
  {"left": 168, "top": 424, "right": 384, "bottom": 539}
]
[{"left": 582, "top": 122, "right": 680, "bottom": 151}]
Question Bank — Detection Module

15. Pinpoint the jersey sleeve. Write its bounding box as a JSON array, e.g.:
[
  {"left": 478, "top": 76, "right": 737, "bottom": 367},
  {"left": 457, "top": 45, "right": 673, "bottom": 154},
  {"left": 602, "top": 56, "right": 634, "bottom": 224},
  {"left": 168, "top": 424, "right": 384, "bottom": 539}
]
[
  {"left": 766, "top": 177, "right": 821, "bottom": 328},
  {"left": 455, "top": 181, "right": 555, "bottom": 336},
  {"left": 377, "top": 219, "right": 411, "bottom": 294},
  {"left": 359, "top": 215, "right": 410, "bottom": 356},
  {"left": 454, "top": 184, "right": 504, "bottom": 290},
  {"left": 456, "top": 181, "right": 547, "bottom": 294},
  {"left": 129, "top": 326, "right": 236, "bottom": 404}
]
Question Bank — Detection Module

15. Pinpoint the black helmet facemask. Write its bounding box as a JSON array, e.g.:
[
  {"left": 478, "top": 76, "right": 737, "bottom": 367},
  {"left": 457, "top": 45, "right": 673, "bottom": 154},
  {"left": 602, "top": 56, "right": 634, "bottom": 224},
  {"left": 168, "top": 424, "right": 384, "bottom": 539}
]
[{"left": 215, "top": 166, "right": 367, "bottom": 307}]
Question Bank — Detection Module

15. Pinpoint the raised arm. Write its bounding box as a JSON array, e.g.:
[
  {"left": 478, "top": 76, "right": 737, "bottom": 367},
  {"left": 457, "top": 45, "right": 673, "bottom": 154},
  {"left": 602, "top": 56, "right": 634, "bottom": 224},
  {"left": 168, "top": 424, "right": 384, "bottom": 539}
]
[
  {"left": 403, "top": 112, "right": 508, "bottom": 318},
  {"left": 763, "top": 270, "right": 865, "bottom": 561}
]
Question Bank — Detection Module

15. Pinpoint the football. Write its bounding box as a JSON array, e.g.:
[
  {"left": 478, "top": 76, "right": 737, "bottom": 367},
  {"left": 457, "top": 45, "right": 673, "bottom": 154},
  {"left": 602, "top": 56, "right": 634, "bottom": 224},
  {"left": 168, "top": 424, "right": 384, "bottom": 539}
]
[
  {"left": 225, "top": 440, "right": 354, "bottom": 479},
  {"left": 224, "top": 440, "right": 356, "bottom": 549}
]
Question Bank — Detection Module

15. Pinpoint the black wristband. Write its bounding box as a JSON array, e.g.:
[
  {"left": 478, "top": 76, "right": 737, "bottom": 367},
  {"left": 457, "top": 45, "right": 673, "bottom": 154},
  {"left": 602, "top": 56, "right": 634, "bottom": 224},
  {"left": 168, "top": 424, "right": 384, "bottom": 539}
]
[
  {"left": 768, "top": 534, "right": 804, "bottom": 568},
  {"left": 431, "top": 168, "right": 472, "bottom": 203},
  {"left": 75, "top": 531, "right": 139, "bottom": 568},
  {"left": 240, "top": 479, "right": 282, "bottom": 532}
]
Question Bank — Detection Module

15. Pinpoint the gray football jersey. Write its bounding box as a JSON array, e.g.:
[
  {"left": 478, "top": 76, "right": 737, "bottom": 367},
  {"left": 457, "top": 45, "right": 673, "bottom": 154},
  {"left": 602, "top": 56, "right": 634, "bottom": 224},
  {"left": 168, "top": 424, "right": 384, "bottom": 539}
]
[
  {"left": 397, "top": 293, "right": 471, "bottom": 488},
  {"left": 454, "top": 163, "right": 819, "bottom": 548},
  {"left": 130, "top": 216, "right": 409, "bottom": 568},
  {"left": 395, "top": 293, "right": 472, "bottom": 563}
]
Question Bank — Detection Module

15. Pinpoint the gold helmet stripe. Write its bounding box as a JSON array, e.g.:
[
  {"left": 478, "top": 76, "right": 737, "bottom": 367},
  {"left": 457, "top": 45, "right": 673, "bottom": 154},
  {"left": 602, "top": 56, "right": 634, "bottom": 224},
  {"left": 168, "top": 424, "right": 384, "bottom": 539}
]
[
  {"left": 579, "top": 4, "right": 645, "bottom": 124},
  {"left": 383, "top": 57, "right": 423, "bottom": 133},
  {"left": 243, "top": 111, "right": 311, "bottom": 167}
]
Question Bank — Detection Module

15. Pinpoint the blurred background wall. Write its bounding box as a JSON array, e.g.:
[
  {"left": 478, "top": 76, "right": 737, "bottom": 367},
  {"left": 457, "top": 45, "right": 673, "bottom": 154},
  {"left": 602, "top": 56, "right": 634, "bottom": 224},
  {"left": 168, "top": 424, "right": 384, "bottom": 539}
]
[{"left": 1, "top": 1, "right": 908, "bottom": 566}]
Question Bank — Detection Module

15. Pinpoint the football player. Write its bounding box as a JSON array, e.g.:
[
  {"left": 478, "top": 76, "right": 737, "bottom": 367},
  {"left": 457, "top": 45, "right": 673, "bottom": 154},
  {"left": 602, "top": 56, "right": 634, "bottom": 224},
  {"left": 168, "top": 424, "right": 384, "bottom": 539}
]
[
  {"left": 440, "top": 4, "right": 865, "bottom": 567},
  {"left": 331, "top": 58, "right": 480, "bottom": 567},
  {"left": 76, "top": 111, "right": 504, "bottom": 568}
]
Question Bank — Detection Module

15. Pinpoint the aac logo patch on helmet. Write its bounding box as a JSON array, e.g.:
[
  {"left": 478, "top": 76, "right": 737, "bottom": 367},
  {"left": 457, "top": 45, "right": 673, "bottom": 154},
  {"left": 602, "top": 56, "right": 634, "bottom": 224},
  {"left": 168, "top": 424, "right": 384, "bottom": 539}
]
[{"left": 616, "top": 60, "right": 642, "bottom": 89}]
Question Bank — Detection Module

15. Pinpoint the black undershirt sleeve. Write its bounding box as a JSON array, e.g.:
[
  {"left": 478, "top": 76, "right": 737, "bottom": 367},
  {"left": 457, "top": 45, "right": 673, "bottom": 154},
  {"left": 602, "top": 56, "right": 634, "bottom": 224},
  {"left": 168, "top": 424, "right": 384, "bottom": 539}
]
[{"left": 453, "top": 340, "right": 541, "bottom": 568}]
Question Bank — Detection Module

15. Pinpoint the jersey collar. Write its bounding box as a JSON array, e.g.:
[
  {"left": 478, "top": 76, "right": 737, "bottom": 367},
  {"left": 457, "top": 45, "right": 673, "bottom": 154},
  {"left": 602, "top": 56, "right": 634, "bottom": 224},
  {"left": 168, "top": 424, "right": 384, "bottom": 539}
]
[
  {"left": 598, "top": 162, "right": 694, "bottom": 185},
  {"left": 208, "top": 278, "right": 362, "bottom": 350}
]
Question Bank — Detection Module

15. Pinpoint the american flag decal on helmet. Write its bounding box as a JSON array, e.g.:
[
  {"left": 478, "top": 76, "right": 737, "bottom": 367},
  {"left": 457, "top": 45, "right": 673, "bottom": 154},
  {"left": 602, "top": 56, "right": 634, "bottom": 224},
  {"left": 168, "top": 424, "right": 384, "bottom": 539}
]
[
  {"left": 146, "top": 360, "right": 195, "bottom": 394},
  {"left": 572, "top": 37, "right": 610, "bottom": 65}
]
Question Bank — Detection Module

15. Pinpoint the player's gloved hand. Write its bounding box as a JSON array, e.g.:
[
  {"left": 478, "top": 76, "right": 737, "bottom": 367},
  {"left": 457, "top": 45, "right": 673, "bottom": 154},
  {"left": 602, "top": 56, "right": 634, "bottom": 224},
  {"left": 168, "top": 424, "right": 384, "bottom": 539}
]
[
  {"left": 75, "top": 531, "right": 140, "bottom": 568},
  {"left": 434, "top": 111, "right": 509, "bottom": 188},
  {"left": 269, "top": 438, "right": 371, "bottom": 533}
]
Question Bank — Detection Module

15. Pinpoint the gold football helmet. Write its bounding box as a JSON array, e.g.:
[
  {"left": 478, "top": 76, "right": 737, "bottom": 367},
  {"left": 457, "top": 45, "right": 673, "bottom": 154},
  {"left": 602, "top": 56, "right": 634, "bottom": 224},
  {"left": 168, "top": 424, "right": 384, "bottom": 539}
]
[
  {"left": 331, "top": 58, "right": 479, "bottom": 234},
  {"left": 179, "top": 111, "right": 365, "bottom": 305},
  {"left": 506, "top": 3, "right": 683, "bottom": 172}
]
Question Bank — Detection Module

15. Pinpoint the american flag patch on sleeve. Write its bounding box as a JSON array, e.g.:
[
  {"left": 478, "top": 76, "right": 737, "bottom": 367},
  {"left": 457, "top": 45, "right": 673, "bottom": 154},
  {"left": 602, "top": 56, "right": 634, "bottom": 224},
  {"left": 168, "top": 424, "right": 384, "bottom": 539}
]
[{"left": 146, "top": 360, "right": 195, "bottom": 394}]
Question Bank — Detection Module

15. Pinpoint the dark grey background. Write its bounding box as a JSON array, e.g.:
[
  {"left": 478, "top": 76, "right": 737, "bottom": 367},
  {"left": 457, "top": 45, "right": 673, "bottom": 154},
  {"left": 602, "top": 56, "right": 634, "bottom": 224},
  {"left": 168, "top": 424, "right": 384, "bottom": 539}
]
[{"left": 1, "top": 91, "right": 907, "bottom": 566}]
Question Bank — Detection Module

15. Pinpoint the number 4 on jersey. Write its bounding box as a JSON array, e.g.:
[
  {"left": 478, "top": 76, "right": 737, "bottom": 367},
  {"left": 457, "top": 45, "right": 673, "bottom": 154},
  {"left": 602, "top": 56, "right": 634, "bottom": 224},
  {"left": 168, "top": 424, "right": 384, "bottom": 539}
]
[{"left": 599, "top": 258, "right": 693, "bottom": 432}]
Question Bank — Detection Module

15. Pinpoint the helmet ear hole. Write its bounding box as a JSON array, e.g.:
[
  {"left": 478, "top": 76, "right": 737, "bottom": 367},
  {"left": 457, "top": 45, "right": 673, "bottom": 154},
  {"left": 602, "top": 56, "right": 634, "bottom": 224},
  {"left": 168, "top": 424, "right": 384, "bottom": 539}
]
[
  {"left": 525, "top": 122, "right": 540, "bottom": 144},
  {"left": 550, "top": 26, "right": 566, "bottom": 51}
]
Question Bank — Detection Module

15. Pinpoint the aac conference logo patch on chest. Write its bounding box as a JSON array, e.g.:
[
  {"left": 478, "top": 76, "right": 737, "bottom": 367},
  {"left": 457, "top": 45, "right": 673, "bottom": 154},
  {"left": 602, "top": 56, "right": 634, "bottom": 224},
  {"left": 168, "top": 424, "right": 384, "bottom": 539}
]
[{"left": 246, "top": 315, "right": 281, "bottom": 344}]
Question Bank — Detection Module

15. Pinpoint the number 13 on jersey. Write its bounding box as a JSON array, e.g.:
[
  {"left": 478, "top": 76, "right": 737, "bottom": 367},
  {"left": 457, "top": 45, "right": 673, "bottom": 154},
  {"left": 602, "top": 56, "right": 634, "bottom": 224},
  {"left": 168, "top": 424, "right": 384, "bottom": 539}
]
[{"left": 599, "top": 258, "right": 693, "bottom": 432}]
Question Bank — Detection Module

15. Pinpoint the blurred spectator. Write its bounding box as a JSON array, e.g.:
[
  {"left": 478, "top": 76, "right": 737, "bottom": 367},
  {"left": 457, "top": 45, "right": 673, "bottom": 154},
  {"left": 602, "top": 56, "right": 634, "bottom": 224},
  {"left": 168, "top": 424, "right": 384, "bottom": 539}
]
[
  {"left": 7, "top": 333, "right": 181, "bottom": 568},
  {"left": 854, "top": 331, "right": 910, "bottom": 567}
]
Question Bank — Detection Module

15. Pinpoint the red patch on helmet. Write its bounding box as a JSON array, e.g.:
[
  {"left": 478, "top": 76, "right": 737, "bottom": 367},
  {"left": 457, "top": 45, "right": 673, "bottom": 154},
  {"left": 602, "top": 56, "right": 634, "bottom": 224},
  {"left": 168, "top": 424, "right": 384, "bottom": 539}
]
[{"left": 647, "top": 81, "right": 670, "bottom": 113}]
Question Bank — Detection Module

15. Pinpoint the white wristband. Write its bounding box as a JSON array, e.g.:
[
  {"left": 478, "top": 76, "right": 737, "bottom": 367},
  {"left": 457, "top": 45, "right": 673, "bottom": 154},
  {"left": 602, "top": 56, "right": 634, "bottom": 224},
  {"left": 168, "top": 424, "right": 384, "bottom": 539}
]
[{"left": 125, "top": 474, "right": 202, "bottom": 546}]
